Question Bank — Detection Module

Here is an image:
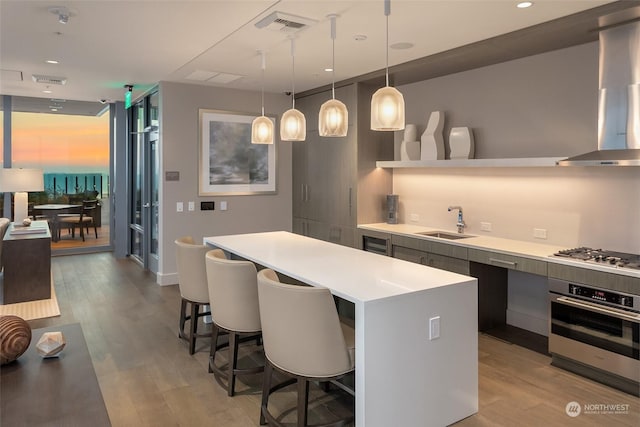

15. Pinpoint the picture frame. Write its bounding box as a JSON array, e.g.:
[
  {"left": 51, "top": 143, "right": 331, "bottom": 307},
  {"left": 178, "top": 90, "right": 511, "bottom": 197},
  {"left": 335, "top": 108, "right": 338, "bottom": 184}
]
[{"left": 198, "top": 109, "right": 277, "bottom": 195}]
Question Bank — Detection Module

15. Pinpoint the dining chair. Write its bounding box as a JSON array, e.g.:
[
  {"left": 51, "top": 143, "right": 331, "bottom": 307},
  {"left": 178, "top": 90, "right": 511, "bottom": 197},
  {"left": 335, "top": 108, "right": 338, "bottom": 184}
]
[
  {"left": 57, "top": 200, "right": 98, "bottom": 241},
  {"left": 205, "top": 249, "right": 263, "bottom": 396},
  {"left": 175, "top": 236, "right": 212, "bottom": 355},
  {"left": 257, "top": 268, "right": 355, "bottom": 427}
]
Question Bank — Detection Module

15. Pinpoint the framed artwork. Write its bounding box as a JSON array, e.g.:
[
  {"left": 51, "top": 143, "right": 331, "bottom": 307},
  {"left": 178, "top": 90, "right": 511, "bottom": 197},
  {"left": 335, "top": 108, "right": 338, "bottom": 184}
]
[{"left": 198, "top": 109, "right": 276, "bottom": 195}]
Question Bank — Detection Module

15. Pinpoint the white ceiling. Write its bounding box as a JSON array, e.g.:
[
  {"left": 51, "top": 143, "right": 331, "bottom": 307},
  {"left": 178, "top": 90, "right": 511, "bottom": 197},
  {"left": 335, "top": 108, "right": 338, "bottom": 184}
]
[{"left": 0, "top": 0, "right": 621, "bottom": 113}]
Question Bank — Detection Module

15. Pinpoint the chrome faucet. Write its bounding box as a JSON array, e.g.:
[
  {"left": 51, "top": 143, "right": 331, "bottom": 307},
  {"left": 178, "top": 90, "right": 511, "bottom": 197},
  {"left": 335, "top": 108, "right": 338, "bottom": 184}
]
[{"left": 448, "top": 206, "right": 465, "bottom": 233}]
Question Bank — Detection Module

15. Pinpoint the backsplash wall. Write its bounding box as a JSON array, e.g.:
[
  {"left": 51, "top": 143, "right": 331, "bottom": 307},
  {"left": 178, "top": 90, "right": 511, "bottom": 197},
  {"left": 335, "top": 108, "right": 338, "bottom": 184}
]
[
  {"left": 388, "top": 41, "right": 639, "bottom": 253},
  {"left": 392, "top": 166, "right": 639, "bottom": 253}
]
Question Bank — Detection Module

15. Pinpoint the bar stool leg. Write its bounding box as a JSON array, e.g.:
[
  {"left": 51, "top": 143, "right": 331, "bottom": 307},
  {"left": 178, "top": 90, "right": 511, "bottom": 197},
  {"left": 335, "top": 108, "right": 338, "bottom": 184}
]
[{"left": 189, "top": 302, "right": 198, "bottom": 355}]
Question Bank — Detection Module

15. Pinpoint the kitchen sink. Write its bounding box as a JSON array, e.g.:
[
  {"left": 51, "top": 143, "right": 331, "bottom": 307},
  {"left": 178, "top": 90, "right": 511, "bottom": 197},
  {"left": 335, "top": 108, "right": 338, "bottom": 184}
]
[{"left": 415, "top": 231, "right": 475, "bottom": 240}]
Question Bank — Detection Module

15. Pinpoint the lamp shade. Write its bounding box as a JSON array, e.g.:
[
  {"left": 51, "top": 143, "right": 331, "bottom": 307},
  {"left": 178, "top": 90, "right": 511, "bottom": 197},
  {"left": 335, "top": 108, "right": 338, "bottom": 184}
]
[
  {"left": 371, "top": 86, "right": 405, "bottom": 131},
  {"left": 280, "top": 108, "right": 306, "bottom": 141},
  {"left": 0, "top": 168, "right": 44, "bottom": 192},
  {"left": 319, "top": 99, "right": 348, "bottom": 137},
  {"left": 251, "top": 116, "right": 274, "bottom": 144}
]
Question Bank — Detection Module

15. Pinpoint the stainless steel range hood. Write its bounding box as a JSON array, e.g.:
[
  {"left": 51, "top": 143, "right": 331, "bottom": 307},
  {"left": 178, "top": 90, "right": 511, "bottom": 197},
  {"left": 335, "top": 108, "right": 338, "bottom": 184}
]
[{"left": 557, "top": 15, "right": 640, "bottom": 167}]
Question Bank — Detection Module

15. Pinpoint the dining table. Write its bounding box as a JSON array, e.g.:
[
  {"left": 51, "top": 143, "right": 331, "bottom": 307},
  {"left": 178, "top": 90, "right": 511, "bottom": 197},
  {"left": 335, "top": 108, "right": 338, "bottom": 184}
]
[{"left": 32, "top": 204, "right": 82, "bottom": 242}]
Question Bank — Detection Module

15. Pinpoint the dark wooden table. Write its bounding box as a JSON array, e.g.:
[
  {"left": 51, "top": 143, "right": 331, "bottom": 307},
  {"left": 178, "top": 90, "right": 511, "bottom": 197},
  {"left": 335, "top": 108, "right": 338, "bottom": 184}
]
[
  {"left": 0, "top": 323, "right": 111, "bottom": 426},
  {"left": 1, "top": 221, "right": 51, "bottom": 304},
  {"left": 32, "top": 204, "right": 82, "bottom": 242}
]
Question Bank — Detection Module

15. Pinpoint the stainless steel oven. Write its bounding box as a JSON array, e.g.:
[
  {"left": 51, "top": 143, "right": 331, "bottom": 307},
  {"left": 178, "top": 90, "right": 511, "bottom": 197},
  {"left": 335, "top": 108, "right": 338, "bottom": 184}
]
[{"left": 549, "top": 277, "right": 640, "bottom": 395}]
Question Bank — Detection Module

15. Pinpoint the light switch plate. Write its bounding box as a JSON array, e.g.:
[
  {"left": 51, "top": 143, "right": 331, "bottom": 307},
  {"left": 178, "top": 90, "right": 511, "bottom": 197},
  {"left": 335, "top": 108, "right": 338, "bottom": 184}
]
[
  {"left": 410, "top": 213, "right": 419, "bottom": 222},
  {"left": 533, "top": 228, "right": 547, "bottom": 239},
  {"left": 188, "top": 201, "right": 195, "bottom": 211},
  {"left": 176, "top": 202, "right": 183, "bottom": 212},
  {"left": 220, "top": 201, "right": 228, "bottom": 211},
  {"left": 480, "top": 222, "right": 492, "bottom": 232},
  {"left": 429, "top": 316, "right": 440, "bottom": 340}
]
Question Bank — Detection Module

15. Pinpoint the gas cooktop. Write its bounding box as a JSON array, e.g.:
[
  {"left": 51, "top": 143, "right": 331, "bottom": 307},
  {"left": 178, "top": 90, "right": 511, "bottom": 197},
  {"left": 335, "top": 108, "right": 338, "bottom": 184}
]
[{"left": 553, "top": 247, "right": 640, "bottom": 270}]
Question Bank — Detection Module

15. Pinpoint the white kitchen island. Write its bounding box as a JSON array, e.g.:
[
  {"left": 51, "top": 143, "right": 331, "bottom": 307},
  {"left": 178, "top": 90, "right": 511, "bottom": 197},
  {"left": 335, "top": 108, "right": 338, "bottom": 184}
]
[{"left": 205, "top": 231, "right": 478, "bottom": 427}]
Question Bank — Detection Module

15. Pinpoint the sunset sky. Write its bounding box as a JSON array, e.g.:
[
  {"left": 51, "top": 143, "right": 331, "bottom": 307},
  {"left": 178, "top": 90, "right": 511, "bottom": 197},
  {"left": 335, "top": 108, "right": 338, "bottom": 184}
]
[{"left": 0, "top": 111, "right": 110, "bottom": 173}]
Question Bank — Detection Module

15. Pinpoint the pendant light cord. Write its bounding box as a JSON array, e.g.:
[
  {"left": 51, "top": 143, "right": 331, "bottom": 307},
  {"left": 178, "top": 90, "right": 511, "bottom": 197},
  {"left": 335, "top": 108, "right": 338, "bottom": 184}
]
[
  {"left": 331, "top": 15, "right": 336, "bottom": 100},
  {"left": 260, "top": 51, "right": 266, "bottom": 116},
  {"left": 385, "top": 0, "right": 390, "bottom": 87},
  {"left": 290, "top": 38, "right": 296, "bottom": 109}
]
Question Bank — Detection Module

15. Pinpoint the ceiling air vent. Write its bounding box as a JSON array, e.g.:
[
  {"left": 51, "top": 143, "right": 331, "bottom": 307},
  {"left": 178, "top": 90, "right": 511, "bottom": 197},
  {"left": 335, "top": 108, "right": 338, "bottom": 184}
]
[
  {"left": 32, "top": 74, "right": 67, "bottom": 85},
  {"left": 255, "top": 11, "right": 317, "bottom": 33}
]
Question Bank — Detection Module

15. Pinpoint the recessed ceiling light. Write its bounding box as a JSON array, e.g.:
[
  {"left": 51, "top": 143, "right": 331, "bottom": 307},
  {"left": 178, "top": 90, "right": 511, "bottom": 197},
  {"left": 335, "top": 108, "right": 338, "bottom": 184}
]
[
  {"left": 390, "top": 42, "right": 414, "bottom": 50},
  {"left": 46, "top": 60, "right": 59, "bottom": 64},
  {"left": 50, "top": 108, "right": 58, "bottom": 112},
  {"left": 43, "top": 90, "right": 53, "bottom": 94},
  {"left": 324, "top": 67, "right": 333, "bottom": 72},
  {"left": 353, "top": 34, "right": 367, "bottom": 41},
  {"left": 517, "top": 1, "right": 533, "bottom": 8}
]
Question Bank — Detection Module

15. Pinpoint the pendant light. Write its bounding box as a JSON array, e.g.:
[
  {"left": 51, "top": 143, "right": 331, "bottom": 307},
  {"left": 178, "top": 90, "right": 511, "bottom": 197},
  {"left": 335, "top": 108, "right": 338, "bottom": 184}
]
[
  {"left": 371, "top": 0, "right": 405, "bottom": 131},
  {"left": 252, "top": 51, "right": 274, "bottom": 144},
  {"left": 280, "top": 37, "right": 306, "bottom": 141},
  {"left": 319, "top": 14, "right": 348, "bottom": 137}
]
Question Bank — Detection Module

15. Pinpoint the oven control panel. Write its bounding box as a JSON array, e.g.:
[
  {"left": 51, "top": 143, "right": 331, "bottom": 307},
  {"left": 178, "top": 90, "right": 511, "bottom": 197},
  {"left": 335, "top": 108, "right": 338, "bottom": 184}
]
[{"left": 568, "top": 284, "right": 633, "bottom": 308}]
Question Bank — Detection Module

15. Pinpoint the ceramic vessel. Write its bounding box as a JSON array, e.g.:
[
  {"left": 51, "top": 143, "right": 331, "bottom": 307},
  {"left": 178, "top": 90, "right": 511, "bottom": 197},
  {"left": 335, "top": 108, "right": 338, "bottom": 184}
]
[
  {"left": 421, "top": 111, "right": 445, "bottom": 160},
  {"left": 449, "top": 127, "right": 475, "bottom": 159}
]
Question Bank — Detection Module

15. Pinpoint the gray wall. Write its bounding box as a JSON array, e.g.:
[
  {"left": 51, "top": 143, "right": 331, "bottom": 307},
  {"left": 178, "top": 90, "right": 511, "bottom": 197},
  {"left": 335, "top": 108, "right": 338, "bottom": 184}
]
[
  {"left": 395, "top": 42, "right": 598, "bottom": 159},
  {"left": 157, "top": 81, "right": 292, "bottom": 285},
  {"left": 390, "top": 42, "right": 640, "bottom": 253}
]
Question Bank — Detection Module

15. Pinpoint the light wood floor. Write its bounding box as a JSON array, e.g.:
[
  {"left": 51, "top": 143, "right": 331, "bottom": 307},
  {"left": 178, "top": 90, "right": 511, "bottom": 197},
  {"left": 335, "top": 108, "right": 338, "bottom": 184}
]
[{"left": 28, "top": 253, "right": 639, "bottom": 427}]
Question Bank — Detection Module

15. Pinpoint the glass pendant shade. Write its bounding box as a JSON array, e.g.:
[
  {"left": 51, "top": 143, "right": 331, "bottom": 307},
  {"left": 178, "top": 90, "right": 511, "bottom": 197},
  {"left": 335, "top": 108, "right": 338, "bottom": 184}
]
[
  {"left": 251, "top": 115, "right": 274, "bottom": 144},
  {"left": 280, "top": 108, "right": 306, "bottom": 141},
  {"left": 371, "top": 0, "right": 405, "bottom": 131},
  {"left": 371, "top": 85, "right": 405, "bottom": 131},
  {"left": 319, "top": 98, "right": 348, "bottom": 137}
]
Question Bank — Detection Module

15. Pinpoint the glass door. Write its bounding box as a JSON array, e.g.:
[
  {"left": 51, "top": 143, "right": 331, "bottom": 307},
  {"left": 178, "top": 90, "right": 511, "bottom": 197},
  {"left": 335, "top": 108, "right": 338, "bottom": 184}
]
[{"left": 128, "top": 91, "right": 159, "bottom": 270}]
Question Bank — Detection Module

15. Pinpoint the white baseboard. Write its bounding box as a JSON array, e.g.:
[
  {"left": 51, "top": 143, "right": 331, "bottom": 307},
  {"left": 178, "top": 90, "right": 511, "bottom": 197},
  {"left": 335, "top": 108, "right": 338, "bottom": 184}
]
[
  {"left": 156, "top": 272, "right": 178, "bottom": 286},
  {"left": 507, "top": 309, "right": 548, "bottom": 337}
]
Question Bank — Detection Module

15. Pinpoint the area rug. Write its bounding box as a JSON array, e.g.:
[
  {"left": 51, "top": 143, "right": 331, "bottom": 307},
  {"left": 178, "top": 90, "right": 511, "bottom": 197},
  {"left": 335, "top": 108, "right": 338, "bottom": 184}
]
[{"left": 0, "top": 281, "right": 61, "bottom": 321}]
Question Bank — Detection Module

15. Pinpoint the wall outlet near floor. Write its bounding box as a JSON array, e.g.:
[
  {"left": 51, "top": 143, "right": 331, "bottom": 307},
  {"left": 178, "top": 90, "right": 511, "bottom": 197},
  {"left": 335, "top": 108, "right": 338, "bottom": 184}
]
[
  {"left": 429, "top": 316, "right": 440, "bottom": 340},
  {"left": 533, "top": 228, "right": 547, "bottom": 239},
  {"left": 176, "top": 202, "right": 183, "bottom": 212},
  {"left": 409, "top": 213, "right": 420, "bottom": 222},
  {"left": 480, "top": 222, "right": 492, "bottom": 232}
]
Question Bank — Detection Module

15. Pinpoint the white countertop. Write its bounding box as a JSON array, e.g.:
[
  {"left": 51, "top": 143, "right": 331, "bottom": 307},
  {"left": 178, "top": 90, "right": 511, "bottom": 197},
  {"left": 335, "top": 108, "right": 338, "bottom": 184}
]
[
  {"left": 205, "top": 231, "right": 476, "bottom": 304},
  {"left": 359, "top": 223, "right": 640, "bottom": 279}
]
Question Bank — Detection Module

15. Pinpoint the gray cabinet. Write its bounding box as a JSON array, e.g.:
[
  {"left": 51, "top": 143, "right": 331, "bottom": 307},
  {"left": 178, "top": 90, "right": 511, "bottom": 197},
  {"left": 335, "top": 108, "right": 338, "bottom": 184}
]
[
  {"left": 392, "top": 244, "right": 470, "bottom": 275},
  {"left": 292, "top": 83, "right": 393, "bottom": 247},
  {"left": 548, "top": 263, "right": 640, "bottom": 295},
  {"left": 468, "top": 248, "right": 547, "bottom": 276}
]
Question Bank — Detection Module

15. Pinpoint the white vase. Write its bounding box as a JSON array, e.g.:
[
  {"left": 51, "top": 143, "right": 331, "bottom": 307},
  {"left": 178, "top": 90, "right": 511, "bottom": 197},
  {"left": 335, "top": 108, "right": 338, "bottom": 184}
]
[
  {"left": 449, "top": 127, "right": 474, "bottom": 159},
  {"left": 403, "top": 124, "right": 417, "bottom": 142},
  {"left": 420, "top": 111, "right": 445, "bottom": 160},
  {"left": 400, "top": 140, "right": 421, "bottom": 161}
]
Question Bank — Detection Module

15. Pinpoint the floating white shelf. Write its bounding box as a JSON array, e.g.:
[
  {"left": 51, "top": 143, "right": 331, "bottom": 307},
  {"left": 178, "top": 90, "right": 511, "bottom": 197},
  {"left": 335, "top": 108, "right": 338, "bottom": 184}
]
[{"left": 376, "top": 157, "right": 565, "bottom": 168}]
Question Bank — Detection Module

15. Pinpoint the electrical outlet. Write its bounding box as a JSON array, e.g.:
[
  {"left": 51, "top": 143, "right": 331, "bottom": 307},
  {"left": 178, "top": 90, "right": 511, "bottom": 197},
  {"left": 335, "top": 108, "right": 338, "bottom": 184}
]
[
  {"left": 410, "top": 213, "right": 419, "bottom": 222},
  {"left": 188, "top": 201, "right": 195, "bottom": 211},
  {"left": 220, "top": 201, "right": 228, "bottom": 211},
  {"left": 429, "top": 316, "right": 440, "bottom": 340},
  {"left": 533, "top": 228, "right": 547, "bottom": 239},
  {"left": 480, "top": 222, "right": 492, "bottom": 232},
  {"left": 176, "top": 202, "right": 183, "bottom": 212}
]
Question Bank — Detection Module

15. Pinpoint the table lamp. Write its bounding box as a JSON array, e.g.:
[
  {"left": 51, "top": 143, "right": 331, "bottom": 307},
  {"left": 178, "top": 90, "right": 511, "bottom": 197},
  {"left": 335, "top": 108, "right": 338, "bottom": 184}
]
[{"left": 0, "top": 168, "right": 44, "bottom": 222}]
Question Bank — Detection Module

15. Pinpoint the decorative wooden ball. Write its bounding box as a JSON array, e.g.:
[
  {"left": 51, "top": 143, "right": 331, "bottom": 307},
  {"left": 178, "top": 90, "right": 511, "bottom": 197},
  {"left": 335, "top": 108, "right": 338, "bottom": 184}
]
[{"left": 0, "top": 315, "right": 32, "bottom": 365}]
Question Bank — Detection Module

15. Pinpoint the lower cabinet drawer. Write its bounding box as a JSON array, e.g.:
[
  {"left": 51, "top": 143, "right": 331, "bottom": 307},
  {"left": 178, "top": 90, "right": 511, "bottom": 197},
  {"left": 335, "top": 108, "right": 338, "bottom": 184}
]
[
  {"left": 468, "top": 248, "right": 547, "bottom": 276},
  {"left": 392, "top": 245, "right": 470, "bottom": 275}
]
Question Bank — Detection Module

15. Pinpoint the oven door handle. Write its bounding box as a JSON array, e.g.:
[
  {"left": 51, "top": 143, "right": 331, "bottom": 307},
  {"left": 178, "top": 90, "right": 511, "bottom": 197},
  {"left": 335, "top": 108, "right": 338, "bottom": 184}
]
[{"left": 554, "top": 296, "right": 640, "bottom": 323}]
